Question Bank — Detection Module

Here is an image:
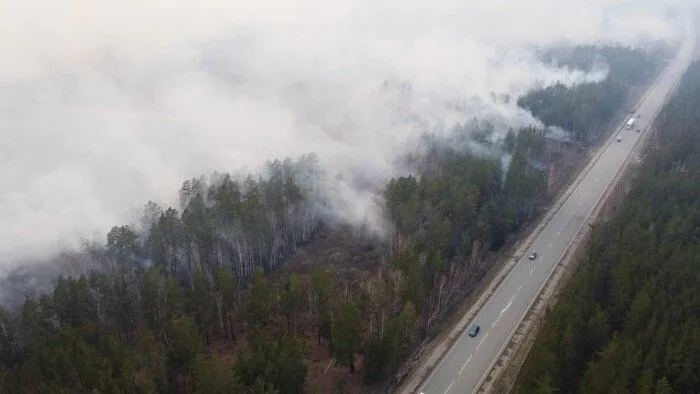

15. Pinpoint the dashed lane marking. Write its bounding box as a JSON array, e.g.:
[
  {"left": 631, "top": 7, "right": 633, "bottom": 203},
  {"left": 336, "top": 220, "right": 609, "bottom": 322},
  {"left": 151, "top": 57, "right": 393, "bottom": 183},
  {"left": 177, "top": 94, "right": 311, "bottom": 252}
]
[{"left": 445, "top": 380, "right": 455, "bottom": 394}]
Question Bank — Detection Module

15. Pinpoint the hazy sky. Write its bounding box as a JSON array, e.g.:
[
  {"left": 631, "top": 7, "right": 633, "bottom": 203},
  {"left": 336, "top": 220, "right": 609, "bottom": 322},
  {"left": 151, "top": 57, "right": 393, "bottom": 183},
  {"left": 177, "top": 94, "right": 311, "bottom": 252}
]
[{"left": 0, "top": 0, "right": 692, "bottom": 268}]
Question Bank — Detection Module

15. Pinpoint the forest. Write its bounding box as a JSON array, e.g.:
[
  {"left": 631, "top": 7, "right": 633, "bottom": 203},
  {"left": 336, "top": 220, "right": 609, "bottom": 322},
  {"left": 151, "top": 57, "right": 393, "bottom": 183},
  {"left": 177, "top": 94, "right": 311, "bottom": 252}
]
[
  {"left": 520, "top": 45, "right": 663, "bottom": 143},
  {"left": 0, "top": 125, "right": 548, "bottom": 393},
  {"left": 514, "top": 59, "right": 700, "bottom": 394},
  {"left": 0, "top": 45, "right": 663, "bottom": 393}
]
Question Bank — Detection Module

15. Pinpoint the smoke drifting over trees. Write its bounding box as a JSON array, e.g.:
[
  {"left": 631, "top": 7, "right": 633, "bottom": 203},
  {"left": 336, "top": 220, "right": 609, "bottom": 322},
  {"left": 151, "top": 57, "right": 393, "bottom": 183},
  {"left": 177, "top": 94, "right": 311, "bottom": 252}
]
[
  {"left": 0, "top": 1, "right": 688, "bottom": 268},
  {"left": 0, "top": 2, "right": 697, "bottom": 392}
]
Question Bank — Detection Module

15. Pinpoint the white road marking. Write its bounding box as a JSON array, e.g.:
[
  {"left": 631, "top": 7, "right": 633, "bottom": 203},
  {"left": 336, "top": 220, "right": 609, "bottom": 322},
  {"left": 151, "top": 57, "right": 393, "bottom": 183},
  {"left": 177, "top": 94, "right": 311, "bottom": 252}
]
[
  {"left": 557, "top": 231, "right": 561, "bottom": 236},
  {"left": 458, "top": 355, "right": 473, "bottom": 375},
  {"left": 476, "top": 333, "right": 489, "bottom": 350},
  {"left": 505, "top": 294, "right": 516, "bottom": 309},
  {"left": 493, "top": 297, "right": 513, "bottom": 328},
  {"left": 442, "top": 346, "right": 455, "bottom": 364},
  {"left": 324, "top": 359, "right": 335, "bottom": 373},
  {"left": 529, "top": 269, "right": 534, "bottom": 275},
  {"left": 548, "top": 243, "right": 552, "bottom": 248},
  {"left": 417, "top": 45, "right": 694, "bottom": 387}
]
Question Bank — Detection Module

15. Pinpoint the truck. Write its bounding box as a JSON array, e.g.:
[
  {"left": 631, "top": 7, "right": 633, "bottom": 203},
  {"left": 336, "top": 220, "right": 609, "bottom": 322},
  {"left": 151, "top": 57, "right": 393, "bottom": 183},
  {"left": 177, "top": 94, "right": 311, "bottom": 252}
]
[{"left": 625, "top": 117, "right": 636, "bottom": 130}]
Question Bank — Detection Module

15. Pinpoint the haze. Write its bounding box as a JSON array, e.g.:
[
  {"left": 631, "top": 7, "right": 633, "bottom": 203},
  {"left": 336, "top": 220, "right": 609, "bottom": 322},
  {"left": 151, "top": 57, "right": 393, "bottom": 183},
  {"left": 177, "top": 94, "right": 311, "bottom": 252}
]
[{"left": 0, "top": 0, "right": 689, "bottom": 269}]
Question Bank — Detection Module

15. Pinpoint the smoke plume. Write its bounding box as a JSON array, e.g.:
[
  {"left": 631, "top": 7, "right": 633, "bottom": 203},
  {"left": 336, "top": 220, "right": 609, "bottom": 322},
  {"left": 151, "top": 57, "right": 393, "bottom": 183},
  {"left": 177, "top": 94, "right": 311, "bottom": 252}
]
[{"left": 0, "top": 0, "right": 691, "bottom": 268}]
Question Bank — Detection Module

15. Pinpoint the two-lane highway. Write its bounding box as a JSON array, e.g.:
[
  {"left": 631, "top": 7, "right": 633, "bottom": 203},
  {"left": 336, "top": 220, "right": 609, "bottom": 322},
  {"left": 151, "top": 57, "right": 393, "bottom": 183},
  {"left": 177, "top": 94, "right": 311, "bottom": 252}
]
[{"left": 417, "top": 22, "right": 695, "bottom": 394}]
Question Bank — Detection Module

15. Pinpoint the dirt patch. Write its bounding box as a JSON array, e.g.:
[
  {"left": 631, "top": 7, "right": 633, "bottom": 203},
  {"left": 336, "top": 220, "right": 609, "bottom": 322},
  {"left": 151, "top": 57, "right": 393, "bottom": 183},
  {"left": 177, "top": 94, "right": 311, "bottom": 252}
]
[
  {"left": 303, "top": 333, "right": 366, "bottom": 394},
  {"left": 208, "top": 336, "right": 248, "bottom": 364},
  {"left": 275, "top": 223, "right": 384, "bottom": 285}
]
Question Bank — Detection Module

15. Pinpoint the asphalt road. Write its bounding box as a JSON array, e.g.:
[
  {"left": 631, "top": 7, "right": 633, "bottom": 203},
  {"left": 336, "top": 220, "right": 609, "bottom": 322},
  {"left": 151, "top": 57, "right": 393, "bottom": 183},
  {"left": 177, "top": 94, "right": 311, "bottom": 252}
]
[{"left": 417, "top": 23, "right": 696, "bottom": 394}]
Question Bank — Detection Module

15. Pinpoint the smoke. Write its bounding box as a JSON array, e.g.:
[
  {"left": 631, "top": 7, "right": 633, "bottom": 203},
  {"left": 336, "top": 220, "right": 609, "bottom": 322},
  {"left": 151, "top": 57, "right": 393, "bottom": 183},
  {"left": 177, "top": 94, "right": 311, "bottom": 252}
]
[
  {"left": 0, "top": 0, "right": 692, "bottom": 268},
  {"left": 546, "top": 126, "right": 576, "bottom": 143}
]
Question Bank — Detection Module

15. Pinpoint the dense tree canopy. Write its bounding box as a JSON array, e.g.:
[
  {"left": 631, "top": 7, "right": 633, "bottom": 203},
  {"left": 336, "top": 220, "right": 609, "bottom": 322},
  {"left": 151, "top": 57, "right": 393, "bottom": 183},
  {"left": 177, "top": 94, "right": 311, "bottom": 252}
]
[
  {"left": 384, "top": 125, "right": 548, "bottom": 338},
  {"left": 0, "top": 45, "right": 664, "bottom": 392},
  {"left": 0, "top": 156, "right": 323, "bottom": 393}
]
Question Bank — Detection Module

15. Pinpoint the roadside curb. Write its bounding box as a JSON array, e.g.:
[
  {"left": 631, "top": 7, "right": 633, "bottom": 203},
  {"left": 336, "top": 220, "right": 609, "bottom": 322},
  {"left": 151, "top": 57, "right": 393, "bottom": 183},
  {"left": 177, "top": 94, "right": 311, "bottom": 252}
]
[
  {"left": 398, "top": 70, "right": 656, "bottom": 394},
  {"left": 398, "top": 31, "right": 693, "bottom": 394},
  {"left": 478, "top": 32, "right": 695, "bottom": 394}
]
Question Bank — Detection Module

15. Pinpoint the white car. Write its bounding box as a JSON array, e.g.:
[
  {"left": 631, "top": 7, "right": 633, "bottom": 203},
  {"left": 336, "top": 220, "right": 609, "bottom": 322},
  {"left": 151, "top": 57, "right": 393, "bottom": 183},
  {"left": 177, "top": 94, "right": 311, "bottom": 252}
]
[
  {"left": 528, "top": 251, "right": 538, "bottom": 260},
  {"left": 617, "top": 136, "right": 622, "bottom": 142}
]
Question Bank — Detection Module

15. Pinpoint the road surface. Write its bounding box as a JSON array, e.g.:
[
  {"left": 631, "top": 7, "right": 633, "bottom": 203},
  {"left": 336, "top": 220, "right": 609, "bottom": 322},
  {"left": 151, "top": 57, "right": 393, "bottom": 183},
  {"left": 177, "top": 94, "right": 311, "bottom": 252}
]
[{"left": 417, "top": 23, "right": 695, "bottom": 394}]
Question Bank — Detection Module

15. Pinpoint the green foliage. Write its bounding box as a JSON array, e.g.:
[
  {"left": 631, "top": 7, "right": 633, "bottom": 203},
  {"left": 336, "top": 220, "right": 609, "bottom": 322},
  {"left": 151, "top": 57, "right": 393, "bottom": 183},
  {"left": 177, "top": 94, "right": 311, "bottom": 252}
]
[
  {"left": 385, "top": 125, "right": 548, "bottom": 312},
  {"left": 236, "top": 330, "right": 306, "bottom": 394},
  {"left": 0, "top": 308, "right": 16, "bottom": 369},
  {"left": 52, "top": 276, "right": 98, "bottom": 327},
  {"left": 281, "top": 274, "right": 306, "bottom": 334},
  {"left": 107, "top": 225, "right": 142, "bottom": 263},
  {"left": 166, "top": 316, "right": 201, "bottom": 380},
  {"left": 213, "top": 266, "right": 238, "bottom": 341},
  {"left": 386, "top": 143, "right": 502, "bottom": 256},
  {"left": 363, "top": 301, "right": 419, "bottom": 383},
  {"left": 331, "top": 299, "right": 362, "bottom": 372},
  {"left": 5, "top": 305, "right": 137, "bottom": 394},
  {"left": 311, "top": 268, "right": 334, "bottom": 345},
  {"left": 137, "top": 328, "right": 167, "bottom": 392},
  {"left": 141, "top": 154, "right": 320, "bottom": 284},
  {"left": 0, "top": 47, "right": 664, "bottom": 392},
  {"left": 140, "top": 267, "right": 184, "bottom": 337},
  {"left": 514, "top": 60, "right": 700, "bottom": 394},
  {"left": 247, "top": 271, "right": 272, "bottom": 328},
  {"left": 363, "top": 335, "right": 387, "bottom": 383},
  {"left": 147, "top": 207, "right": 183, "bottom": 276}
]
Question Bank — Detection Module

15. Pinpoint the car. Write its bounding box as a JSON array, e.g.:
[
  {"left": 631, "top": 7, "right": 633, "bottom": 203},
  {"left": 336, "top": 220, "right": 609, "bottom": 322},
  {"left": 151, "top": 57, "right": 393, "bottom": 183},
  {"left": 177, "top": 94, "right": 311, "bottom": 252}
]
[
  {"left": 617, "top": 136, "right": 622, "bottom": 142},
  {"left": 528, "top": 251, "right": 538, "bottom": 260},
  {"left": 468, "top": 324, "right": 480, "bottom": 337}
]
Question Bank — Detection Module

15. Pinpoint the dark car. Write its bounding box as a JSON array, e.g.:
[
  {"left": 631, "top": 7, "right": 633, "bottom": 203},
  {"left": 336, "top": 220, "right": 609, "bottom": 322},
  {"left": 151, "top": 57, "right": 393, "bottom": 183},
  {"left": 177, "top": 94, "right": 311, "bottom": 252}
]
[
  {"left": 528, "top": 251, "right": 538, "bottom": 260},
  {"left": 468, "top": 324, "right": 480, "bottom": 337}
]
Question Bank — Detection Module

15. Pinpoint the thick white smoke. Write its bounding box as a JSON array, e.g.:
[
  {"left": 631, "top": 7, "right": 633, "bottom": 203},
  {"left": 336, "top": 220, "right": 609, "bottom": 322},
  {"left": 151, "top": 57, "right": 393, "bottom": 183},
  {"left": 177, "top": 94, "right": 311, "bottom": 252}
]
[{"left": 0, "top": 0, "right": 691, "bottom": 267}]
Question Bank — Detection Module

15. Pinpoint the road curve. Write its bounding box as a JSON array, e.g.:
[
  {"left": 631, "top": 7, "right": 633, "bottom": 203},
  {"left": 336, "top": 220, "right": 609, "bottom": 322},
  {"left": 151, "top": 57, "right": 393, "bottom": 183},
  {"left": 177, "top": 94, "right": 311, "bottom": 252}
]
[{"left": 416, "top": 21, "right": 696, "bottom": 394}]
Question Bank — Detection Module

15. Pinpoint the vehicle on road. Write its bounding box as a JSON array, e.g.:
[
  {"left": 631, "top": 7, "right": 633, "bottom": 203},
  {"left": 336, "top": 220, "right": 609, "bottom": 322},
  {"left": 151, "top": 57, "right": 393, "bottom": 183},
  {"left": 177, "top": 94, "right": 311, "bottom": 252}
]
[
  {"left": 625, "top": 117, "right": 636, "bottom": 130},
  {"left": 412, "top": 32, "right": 694, "bottom": 394},
  {"left": 468, "top": 325, "right": 480, "bottom": 337},
  {"left": 528, "top": 251, "right": 538, "bottom": 260},
  {"left": 617, "top": 136, "right": 623, "bottom": 142}
]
